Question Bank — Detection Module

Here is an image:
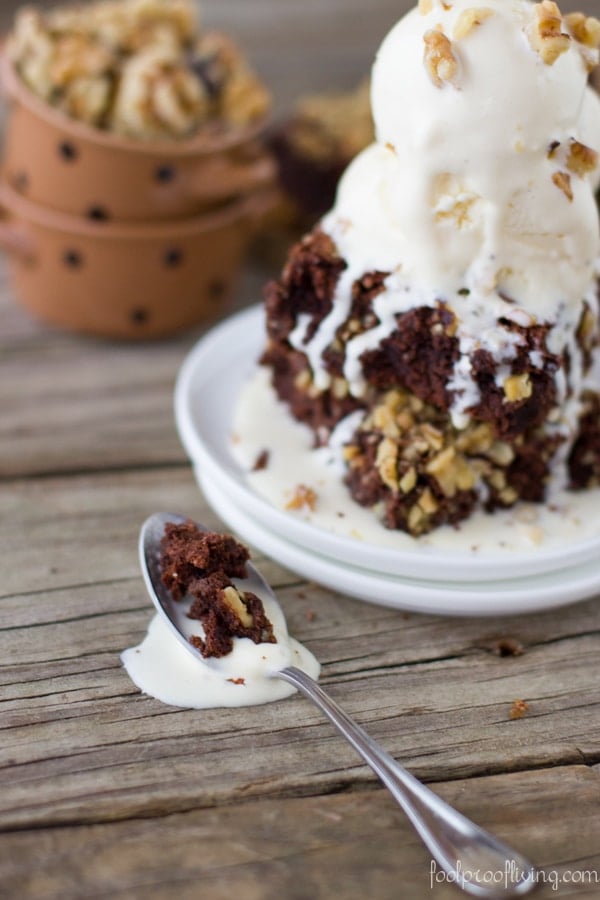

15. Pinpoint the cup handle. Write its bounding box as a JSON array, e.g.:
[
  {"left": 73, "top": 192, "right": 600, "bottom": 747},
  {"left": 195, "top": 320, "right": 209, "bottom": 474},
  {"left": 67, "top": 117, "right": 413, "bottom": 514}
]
[
  {"left": 191, "top": 147, "right": 277, "bottom": 202},
  {"left": 0, "top": 216, "right": 35, "bottom": 260},
  {"left": 0, "top": 45, "right": 21, "bottom": 103}
]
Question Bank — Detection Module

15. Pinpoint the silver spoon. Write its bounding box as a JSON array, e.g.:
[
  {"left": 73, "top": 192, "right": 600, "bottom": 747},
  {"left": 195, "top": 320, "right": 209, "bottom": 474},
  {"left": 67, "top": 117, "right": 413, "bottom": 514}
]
[{"left": 140, "top": 512, "right": 538, "bottom": 899}]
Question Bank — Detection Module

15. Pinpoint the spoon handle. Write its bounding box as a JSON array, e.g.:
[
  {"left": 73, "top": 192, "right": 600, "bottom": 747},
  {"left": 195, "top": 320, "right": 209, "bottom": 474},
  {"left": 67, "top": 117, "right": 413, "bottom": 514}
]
[{"left": 277, "top": 666, "right": 536, "bottom": 899}]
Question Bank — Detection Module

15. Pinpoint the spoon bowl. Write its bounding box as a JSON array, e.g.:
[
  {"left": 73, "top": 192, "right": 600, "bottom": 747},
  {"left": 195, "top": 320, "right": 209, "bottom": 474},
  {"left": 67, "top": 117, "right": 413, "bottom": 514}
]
[{"left": 140, "top": 512, "right": 539, "bottom": 898}]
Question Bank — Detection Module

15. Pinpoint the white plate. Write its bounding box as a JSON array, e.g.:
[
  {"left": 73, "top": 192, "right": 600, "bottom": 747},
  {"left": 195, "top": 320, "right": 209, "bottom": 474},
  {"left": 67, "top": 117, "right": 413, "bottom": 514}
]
[
  {"left": 175, "top": 305, "right": 600, "bottom": 584},
  {"left": 197, "top": 468, "right": 600, "bottom": 616}
]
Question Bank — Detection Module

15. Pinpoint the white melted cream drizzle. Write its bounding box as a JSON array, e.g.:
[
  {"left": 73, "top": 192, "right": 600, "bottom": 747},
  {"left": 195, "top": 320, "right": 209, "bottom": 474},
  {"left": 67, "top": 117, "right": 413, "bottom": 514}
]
[{"left": 122, "top": 586, "right": 320, "bottom": 709}]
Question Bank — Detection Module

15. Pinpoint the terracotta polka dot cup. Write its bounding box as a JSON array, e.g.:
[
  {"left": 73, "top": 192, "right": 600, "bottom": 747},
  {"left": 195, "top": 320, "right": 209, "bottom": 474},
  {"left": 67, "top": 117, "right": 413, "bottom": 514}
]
[
  {"left": 0, "top": 52, "right": 276, "bottom": 223},
  {"left": 0, "top": 180, "right": 275, "bottom": 339}
]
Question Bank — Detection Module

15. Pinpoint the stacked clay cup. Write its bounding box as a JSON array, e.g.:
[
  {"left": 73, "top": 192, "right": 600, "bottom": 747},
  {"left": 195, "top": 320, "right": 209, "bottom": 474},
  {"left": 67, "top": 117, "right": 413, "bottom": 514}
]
[{"left": 0, "top": 53, "right": 276, "bottom": 339}]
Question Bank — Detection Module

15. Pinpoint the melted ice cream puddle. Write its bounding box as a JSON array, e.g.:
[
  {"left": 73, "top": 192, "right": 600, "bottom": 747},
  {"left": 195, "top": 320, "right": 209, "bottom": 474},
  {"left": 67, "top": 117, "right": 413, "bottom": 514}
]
[
  {"left": 231, "top": 367, "right": 600, "bottom": 557},
  {"left": 122, "top": 572, "right": 319, "bottom": 710}
]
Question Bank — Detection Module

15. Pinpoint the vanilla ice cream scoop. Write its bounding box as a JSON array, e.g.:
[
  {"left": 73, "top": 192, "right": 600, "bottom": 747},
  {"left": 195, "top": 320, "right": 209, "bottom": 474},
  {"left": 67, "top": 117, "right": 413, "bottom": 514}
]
[{"left": 328, "top": 0, "right": 600, "bottom": 320}]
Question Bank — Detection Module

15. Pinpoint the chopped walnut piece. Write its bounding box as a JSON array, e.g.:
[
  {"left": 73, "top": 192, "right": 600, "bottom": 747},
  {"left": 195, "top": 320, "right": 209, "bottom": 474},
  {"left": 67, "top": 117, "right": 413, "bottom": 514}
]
[
  {"left": 566, "top": 140, "right": 598, "bottom": 177},
  {"left": 486, "top": 441, "right": 515, "bottom": 467},
  {"left": 294, "top": 369, "right": 312, "bottom": 391},
  {"left": 552, "top": 170, "right": 573, "bottom": 201},
  {"left": 418, "top": 487, "right": 439, "bottom": 515},
  {"left": 423, "top": 29, "right": 459, "bottom": 88},
  {"left": 510, "top": 699, "right": 529, "bottom": 720},
  {"left": 424, "top": 445, "right": 476, "bottom": 497},
  {"left": 426, "top": 445, "right": 456, "bottom": 476},
  {"left": 373, "top": 402, "right": 401, "bottom": 438},
  {"left": 421, "top": 423, "right": 445, "bottom": 451},
  {"left": 527, "top": 0, "right": 571, "bottom": 65},
  {"left": 453, "top": 7, "right": 494, "bottom": 40},
  {"left": 564, "top": 11, "right": 600, "bottom": 48},
  {"left": 286, "top": 484, "right": 318, "bottom": 511},
  {"left": 503, "top": 374, "right": 533, "bottom": 402},
  {"left": 343, "top": 444, "right": 361, "bottom": 464},
  {"left": 499, "top": 486, "right": 519, "bottom": 505},
  {"left": 219, "top": 68, "right": 271, "bottom": 128},
  {"left": 50, "top": 34, "right": 114, "bottom": 85},
  {"left": 226, "top": 677, "right": 246, "bottom": 685},
  {"left": 494, "top": 638, "right": 524, "bottom": 657},
  {"left": 111, "top": 46, "right": 210, "bottom": 139},
  {"left": 578, "top": 302, "right": 597, "bottom": 355},
  {"left": 222, "top": 585, "right": 254, "bottom": 628},
  {"left": 376, "top": 437, "right": 400, "bottom": 491},
  {"left": 399, "top": 467, "right": 417, "bottom": 494},
  {"left": 9, "top": 0, "right": 270, "bottom": 137},
  {"left": 407, "top": 503, "right": 425, "bottom": 533},
  {"left": 331, "top": 377, "right": 350, "bottom": 399}
]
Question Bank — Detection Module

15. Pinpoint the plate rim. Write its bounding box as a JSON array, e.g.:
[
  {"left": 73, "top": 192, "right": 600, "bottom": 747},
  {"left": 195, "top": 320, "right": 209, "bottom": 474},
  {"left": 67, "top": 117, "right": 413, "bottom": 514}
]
[
  {"left": 174, "top": 303, "right": 600, "bottom": 584},
  {"left": 197, "top": 467, "right": 600, "bottom": 616}
]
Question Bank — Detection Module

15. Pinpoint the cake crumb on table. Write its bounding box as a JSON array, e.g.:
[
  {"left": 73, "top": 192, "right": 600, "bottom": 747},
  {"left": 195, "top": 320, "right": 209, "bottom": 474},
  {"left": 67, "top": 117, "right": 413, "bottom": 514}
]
[{"left": 510, "top": 699, "right": 529, "bottom": 720}]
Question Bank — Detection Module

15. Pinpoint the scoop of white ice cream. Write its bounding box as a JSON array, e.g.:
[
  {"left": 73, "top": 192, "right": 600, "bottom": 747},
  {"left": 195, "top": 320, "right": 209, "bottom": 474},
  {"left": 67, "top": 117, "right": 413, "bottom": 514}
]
[{"left": 327, "top": 0, "right": 600, "bottom": 325}]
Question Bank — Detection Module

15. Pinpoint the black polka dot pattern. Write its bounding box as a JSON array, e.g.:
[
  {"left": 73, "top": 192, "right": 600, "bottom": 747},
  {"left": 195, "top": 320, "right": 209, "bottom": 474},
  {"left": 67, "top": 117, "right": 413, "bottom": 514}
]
[
  {"left": 208, "top": 280, "right": 226, "bottom": 300},
  {"left": 156, "top": 165, "right": 176, "bottom": 184},
  {"left": 130, "top": 308, "right": 149, "bottom": 325},
  {"left": 63, "top": 250, "right": 83, "bottom": 269},
  {"left": 59, "top": 141, "right": 79, "bottom": 162},
  {"left": 87, "top": 206, "right": 110, "bottom": 222},
  {"left": 164, "top": 248, "right": 184, "bottom": 268},
  {"left": 12, "top": 172, "right": 29, "bottom": 193}
]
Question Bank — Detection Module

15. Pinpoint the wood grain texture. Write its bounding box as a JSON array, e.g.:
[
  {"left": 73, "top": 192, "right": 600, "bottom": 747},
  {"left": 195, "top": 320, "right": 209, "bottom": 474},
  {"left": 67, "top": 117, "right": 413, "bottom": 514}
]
[
  {"left": 1, "top": 468, "right": 600, "bottom": 834},
  {"left": 1, "top": 766, "right": 600, "bottom": 900}
]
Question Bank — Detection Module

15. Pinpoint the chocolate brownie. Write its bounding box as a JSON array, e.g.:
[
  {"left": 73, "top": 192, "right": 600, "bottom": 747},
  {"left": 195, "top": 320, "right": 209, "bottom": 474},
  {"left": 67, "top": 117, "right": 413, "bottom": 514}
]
[
  {"left": 260, "top": 228, "right": 600, "bottom": 535},
  {"left": 160, "top": 521, "right": 276, "bottom": 658}
]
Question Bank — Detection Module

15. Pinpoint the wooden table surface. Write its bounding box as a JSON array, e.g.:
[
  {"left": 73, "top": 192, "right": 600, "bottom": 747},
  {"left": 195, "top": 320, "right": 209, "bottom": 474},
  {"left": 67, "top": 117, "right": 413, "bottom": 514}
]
[{"left": 1, "top": 2, "right": 600, "bottom": 898}]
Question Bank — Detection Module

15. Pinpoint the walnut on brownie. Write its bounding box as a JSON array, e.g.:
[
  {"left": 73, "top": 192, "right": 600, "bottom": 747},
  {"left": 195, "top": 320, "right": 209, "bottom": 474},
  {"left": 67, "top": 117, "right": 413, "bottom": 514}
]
[{"left": 160, "top": 521, "right": 275, "bottom": 658}]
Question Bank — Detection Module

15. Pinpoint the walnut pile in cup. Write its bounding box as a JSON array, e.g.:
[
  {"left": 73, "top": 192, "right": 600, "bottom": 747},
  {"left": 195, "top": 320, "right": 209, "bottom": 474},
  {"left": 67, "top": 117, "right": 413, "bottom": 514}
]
[{"left": 9, "top": 0, "right": 271, "bottom": 139}]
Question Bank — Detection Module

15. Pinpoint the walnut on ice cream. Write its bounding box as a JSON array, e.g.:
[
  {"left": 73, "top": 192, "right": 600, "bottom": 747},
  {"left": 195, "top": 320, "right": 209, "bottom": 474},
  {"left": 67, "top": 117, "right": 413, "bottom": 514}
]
[
  {"left": 526, "top": 0, "right": 571, "bottom": 65},
  {"left": 423, "top": 29, "right": 460, "bottom": 88}
]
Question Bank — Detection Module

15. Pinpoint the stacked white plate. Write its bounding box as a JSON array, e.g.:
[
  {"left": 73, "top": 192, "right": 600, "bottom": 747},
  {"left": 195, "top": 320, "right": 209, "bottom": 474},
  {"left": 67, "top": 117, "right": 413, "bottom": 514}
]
[{"left": 175, "top": 306, "right": 600, "bottom": 617}]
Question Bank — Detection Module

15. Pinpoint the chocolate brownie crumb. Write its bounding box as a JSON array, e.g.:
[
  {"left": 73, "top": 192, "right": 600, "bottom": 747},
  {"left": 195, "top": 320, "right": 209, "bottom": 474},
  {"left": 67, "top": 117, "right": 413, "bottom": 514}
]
[
  {"left": 263, "top": 230, "right": 346, "bottom": 346},
  {"left": 161, "top": 520, "right": 249, "bottom": 600},
  {"left": 252, "top": 449, "right": 270, "bottom": 471},
  {"left": 160, "top": 521, "right": 276, "bottom": 658},
  {"left": 569, "top": 391, "right": 600, "bottom": 488},
  {"left": 359, "top": 304, "right": 459, "bottom": 409},
  {"left": 188, "top": 573, "right": 276, "bottom": 658},
  {"left": 469, "top": 322, "right": 559, "bottom": 439},
  {"left": 510, "top": 699, "right": 529, "bottom": 720}
]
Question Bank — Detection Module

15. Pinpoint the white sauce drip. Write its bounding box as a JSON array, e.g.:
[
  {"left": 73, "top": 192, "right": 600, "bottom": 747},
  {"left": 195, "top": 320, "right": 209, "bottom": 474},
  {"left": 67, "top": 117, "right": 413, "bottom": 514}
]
[{"left": 122, "top": 587, "right": 320, "bottom": 709}]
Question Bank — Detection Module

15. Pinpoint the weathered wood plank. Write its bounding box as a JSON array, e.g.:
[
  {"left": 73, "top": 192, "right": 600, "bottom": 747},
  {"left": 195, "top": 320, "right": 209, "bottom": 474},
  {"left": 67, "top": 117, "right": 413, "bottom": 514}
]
[
  {"left": 1, "top": 766, "right": 599, "bottom": 900},
  {"left": 0, "top": 264, "right": 272, "bottom": 479},
  {"left": 1, "top": 468, "right": 600, "bottom": 829}
]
